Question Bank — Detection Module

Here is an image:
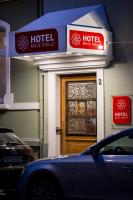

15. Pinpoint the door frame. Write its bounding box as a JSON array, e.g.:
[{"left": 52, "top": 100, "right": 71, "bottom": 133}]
[{"left": 43, "top": 68, "right": 104, "bottom": 157}]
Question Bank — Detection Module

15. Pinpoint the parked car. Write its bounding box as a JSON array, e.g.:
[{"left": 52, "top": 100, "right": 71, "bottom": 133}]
[
  {"left": 0, "top": 127, "right": 35, "bottom": 194},
  {"left": 18, "top": 128, "right": 133, "bottom": 200}
]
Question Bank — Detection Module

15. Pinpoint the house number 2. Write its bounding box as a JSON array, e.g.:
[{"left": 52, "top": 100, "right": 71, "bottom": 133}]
[{"left": 98, "top": 79, "right": 102, "bottom": 85}]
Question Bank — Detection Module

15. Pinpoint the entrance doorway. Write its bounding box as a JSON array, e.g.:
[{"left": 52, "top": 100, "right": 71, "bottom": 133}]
[{"left": 60, "top": 75, "right": 97, "bottom": 155}]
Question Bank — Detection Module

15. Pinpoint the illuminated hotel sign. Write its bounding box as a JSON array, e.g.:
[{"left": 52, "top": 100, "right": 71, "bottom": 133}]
[
  {"left": 69, "top": 29, "right": 104, "bottom": 50},
  {"left": 113, "top": 96, "right": 131, "bottom": 125},
  {"left": 15, "top": 29, "right": 58, "bottom": 53}
]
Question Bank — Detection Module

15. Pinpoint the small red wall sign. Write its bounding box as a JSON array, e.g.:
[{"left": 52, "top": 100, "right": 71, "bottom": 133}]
[
  {"left": 113, "top": 96, "right": 131, "bottom": 125},
  {"left": 15, "top": 29, "right": 58, "bottom": 53},
  {"left": 69, "top": 29, "right": 104, "bottom": 50}
]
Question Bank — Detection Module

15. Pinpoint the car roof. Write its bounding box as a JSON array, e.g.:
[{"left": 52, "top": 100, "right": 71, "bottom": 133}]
[
  {"left": 112, "top": 127, "right": 133, "bottom": 136},
  {"left": 0, "top": 127, "right": 14, "bottom": 133}
]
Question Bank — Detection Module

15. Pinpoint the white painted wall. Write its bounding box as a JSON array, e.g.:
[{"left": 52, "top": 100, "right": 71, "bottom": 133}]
[{"left": 104, "top": 64, "right": 133, "bottom": 136}]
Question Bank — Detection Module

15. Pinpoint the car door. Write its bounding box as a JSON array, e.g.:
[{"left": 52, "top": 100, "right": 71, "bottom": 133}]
[
  {"left": 73, "top": 131, "right": 133, "bottom": 200},
  {"left": 73, "top": 154, "right": 114, "bottom": 200}
]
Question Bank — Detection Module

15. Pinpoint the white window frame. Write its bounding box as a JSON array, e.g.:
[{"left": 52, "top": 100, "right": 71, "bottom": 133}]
[{"left": 0, "top": 20, "right": 10, "bottom": 105}]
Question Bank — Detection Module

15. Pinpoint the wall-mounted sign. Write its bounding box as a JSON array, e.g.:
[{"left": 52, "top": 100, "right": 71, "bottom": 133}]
[
  {"left": 113, "top": 96, "right": 131, "bottom": 125},
  {"left": 69, "top": 29, "right": 104, "bottom": 50},
  {"left": 15, "top": 29, "right": 58, "bottom": 53}
]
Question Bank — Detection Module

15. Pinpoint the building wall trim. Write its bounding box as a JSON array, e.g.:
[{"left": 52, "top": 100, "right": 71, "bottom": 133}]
[
  {"left": 42, "top": 67, "right": 104, "bottom": 157},
  {"left": 0, "top": 102, "right": 40, "bottom": 110}
]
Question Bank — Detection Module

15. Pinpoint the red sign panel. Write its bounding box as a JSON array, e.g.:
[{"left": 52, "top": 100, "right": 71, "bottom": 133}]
[
  {"left": 113, "top": 96, "right": 131, "bottom": 125},
  {"left": 15, "top": 29, "right": 58, "bottom": 53},
  {"left": 69, "top": 30, "right": 104, "bottom": 50}
]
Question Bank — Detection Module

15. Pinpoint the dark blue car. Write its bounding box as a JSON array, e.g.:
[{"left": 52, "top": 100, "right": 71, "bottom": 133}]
[{"left": 18, "top": 128, "right": 133, "bottom": 200}]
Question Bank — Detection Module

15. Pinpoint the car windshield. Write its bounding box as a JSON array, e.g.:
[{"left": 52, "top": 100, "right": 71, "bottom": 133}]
[{"left": 0, "top": 132, "right": 24, "bottom": 145}]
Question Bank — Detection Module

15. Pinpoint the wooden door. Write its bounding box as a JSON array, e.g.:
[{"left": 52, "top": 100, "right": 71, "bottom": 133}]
[{"left": 60, "top": 75, "right": 97, "bottom": 155}]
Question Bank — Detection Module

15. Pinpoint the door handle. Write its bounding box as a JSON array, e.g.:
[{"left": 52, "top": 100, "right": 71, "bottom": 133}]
[
  {"left": 56, "top": 127, "right": 62, "bottom": 135},
  {"left": 122, "top": 166, "right": 133, "bottom": 173}
]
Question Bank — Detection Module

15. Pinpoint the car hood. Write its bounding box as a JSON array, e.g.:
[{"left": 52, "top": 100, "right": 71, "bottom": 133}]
[{"left": 27, "top": 153, "right": 80, "bottom": 166}]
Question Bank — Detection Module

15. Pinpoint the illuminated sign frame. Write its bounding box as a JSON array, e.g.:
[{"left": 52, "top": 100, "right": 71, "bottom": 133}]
[
  {"left": 113, "top": 96, "right": 131, "bottom": 125},
  {"left": 15, "top": 28, "right": 58, "bottom": 53},
  {"left": 67, "top": 25, "right": 108, "bottom": 55}
]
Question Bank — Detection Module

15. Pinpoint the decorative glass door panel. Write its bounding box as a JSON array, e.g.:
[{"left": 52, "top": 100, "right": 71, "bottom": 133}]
[
  {"left": 66, "top": 81, "right": 96, "bottom": 136},
  {"left": 61, "top": 75, "right": 97, "bottom": 155}
]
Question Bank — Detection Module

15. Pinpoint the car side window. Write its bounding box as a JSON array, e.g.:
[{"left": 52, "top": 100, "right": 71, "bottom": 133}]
[{"left": 99, "top": 134, "right": 133, "bottom": 155}]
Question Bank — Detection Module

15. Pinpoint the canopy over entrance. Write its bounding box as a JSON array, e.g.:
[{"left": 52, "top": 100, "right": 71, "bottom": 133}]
[{"left": 8, "top": 4, "right": 112, "bottom": 66}]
